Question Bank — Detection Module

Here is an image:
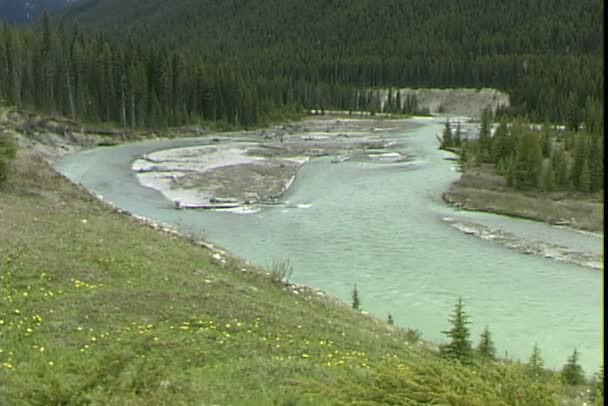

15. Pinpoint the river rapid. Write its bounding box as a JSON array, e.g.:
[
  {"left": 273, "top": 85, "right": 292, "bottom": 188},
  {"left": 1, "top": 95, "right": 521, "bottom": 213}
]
[{"left": 57, "top": 116, "right": 603, "bottom": 374}]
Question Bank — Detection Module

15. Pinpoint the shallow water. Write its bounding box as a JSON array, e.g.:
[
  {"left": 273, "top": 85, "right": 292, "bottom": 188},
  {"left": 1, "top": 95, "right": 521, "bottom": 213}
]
[{"left": 57, "top": 117, "right": 603, "bottom": 374}]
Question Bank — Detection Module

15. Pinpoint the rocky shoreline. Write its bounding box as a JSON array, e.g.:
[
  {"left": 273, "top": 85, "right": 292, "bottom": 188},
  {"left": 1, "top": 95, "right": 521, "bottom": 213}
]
[{"left": 442, "top": 217, "right": 602, "bottom": 271}]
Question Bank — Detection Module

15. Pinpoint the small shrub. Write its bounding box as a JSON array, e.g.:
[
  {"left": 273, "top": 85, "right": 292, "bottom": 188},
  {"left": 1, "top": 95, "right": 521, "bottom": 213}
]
[
  {"left": 268, "top": 259, "right": 293, "bottom": 283},
  {"left": 351, "top": 284, "right": 361, "bottom": 310},
  {"left": 477, "top": 326, "right": 496, "bottom": 360},
  {"left": 440, "top": 296, "right": 473, "bottom": 363},
  {"left": 0, "top": 132, "right": 18, "bottom": 188}
]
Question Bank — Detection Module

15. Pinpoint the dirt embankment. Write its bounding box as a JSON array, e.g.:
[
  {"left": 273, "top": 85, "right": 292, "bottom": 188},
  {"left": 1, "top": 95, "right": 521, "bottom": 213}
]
[{"left": 375, "top": 88, "right": 510, "bottom": 119}]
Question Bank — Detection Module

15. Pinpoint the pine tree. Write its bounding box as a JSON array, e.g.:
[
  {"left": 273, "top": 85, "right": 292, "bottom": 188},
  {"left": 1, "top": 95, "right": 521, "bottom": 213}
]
[
  {"left": 478, "top": 107, "right": 492, "bottom": 162},
  {"left": 454, "top": 121, "right": 462, "bottom": 147},
  {"left": 440, "top": 119, "right": 453, "bottom": 149},
  {"left": 538, "top": 160, "right": 556, "bottom": 192},
  {"left": 440, "top": 296, "right": 473, "bottom": 362},
  {"left": 0, "top": 133, "right": 18, "bottom": 188},
  {"left": 561, "top": 348, "right": 585, "bottom": 385},
  {"left": 528, "top": 343, "right": 545, "bottom": 377},
  {"left": 578, "top": 159, "right": 591, "bottom": 193},
  {"left": 351, "top": 284, "right": 360, "bottom": 311},
  {"left": 387, "top": 313, "right": 394, "bottom": 325},
  {"left": 477, "top": 326, "right": 496, "bottom": 359}
]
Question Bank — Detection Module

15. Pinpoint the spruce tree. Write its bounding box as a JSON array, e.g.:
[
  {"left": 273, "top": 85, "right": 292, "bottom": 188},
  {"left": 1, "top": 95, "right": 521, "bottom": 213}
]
[
  {"left": 387, "top": 313, "right": 394, "bottom": 325},
  {"left": 561, "top": 348, "right": 585, "bottom": 385},
  {"left": 440, "top": 296, "right": 473, "bottom": 362},
  {"left": 440, "top": 120, "right": 453, "bottom": 149},
  {"left": 351, "top": 284, "right": 360, "bottom": 311},
  {"left": 528, "top": 343, "right": 545, "bottom": 377},
  {"left": 454, "top": 121, "right": 462, "bottom": 147},
  {"left": 478, "top": 107, "right": 492, "bottom": 162},
  {"left": 0, "top": 133, "right": 18, "bottom": 188},
  {"left": 477, "top": 326, "right": 496, "bottom": 360}
]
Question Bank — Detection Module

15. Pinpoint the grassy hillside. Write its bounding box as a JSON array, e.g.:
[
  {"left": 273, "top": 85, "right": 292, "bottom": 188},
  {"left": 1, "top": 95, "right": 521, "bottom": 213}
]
[{"left": 0, "top": 140, "right": 596, "bottom": 404}]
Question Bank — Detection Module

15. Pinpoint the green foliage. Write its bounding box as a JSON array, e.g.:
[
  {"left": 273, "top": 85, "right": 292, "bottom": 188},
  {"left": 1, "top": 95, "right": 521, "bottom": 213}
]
[
  {"left": 477, "top": 326, "right": 496, "bottom": 360},
  {"left": 454, "top": 121, "right": 462, "bottom": 147},
  {"left": 387, "top": 313, "right": 394, "bottom": 325},
  {"left": 591, "top": 365, "right": 604, "bottom": 402},
  {"left": 0, "top": 132, "right": 18, "bottom": 188},
  {"left": 477, "top": 107, "right": 493, "bottom": 162},
  {"left": 0, "top": 0, "right": 600, "bottom": 129},
  {"left": 561, "top": 348, "right": 585, "bottom": 386},
  {"left": 527, "top": 343, "right": 545, "bottom": 378},
  {"left": 459, "top": 115, "right": 603, "bottom": 194},
  {"left": 439, "top": 119, "right": 453, "bottom": 149},
  {"left": 351, "top": 284, "right": 361, "bottom": 311},
  {"left": 301, "top": 357, "right": 560, "bottom": 405},
  {"left": 440, "top": 296, "right": 473, "bottom": 363},
  {"left": 268, "top": 259, "right": 294, "bottom": 283}
]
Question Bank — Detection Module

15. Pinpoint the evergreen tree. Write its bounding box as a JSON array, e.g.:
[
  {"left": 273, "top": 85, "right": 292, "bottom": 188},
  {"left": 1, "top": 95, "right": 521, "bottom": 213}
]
[
  {"left": 477, "top": 107, "right": 492, "bottom": 162},
  {"left": 440, "top": 296, "right": 473, "bottom": 362},
  {"left": 0, "top": 133, "right": 18, "bottom": 188},
  {"left": 527, "top": 343, "right": 545, "bottom": 378},
  {"left": 440, "top": 119, "right": 453, "bottom": 149},
  {"left": 477, "top": 326, "right": 496, "bottom": 360},
  {"left": 387, "top": 313, "right": 394, "bottom": 325},
  {"left": 351, "top": 284, "right": 361, "bottom": 311},
  {"left": 454, "top": 121, "right": 462, "bottom": 147},
  {"left": 578, "top": 160, "right": 591, "bottom": 193},
  {"left": 561, "top": 348, "right": 585, "bottom": 385},
  {"left": 538, "top": 160, "right": 556, "bottom": 192}
]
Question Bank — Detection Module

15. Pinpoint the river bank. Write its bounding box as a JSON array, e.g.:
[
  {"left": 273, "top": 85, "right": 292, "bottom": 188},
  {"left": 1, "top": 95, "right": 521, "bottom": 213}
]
[{"left": 442, "top": 166, "right": 604, "bottom": 235}]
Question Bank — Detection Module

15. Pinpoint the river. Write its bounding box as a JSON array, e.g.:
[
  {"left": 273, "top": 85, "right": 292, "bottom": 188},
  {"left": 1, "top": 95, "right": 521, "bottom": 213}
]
[{"left": 57, "top": 116, "right": 603, "bottom": 374}]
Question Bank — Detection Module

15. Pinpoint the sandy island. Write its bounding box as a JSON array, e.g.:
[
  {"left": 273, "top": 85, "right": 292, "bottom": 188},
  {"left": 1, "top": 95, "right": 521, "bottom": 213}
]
[{"left": 131, "top": 117, "right": 419, "bottom": 210}]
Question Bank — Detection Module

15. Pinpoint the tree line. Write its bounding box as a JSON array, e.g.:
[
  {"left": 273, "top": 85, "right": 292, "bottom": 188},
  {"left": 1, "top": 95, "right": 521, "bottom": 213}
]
[
  {"left": 2, "top": 0, "right": 604, "bottom": 131},
  {"left": 440, "top": 106, "right": 604, "bottom": 194},
  {"left": 55, "top": 0, "right": 603, "bottom": 125}
]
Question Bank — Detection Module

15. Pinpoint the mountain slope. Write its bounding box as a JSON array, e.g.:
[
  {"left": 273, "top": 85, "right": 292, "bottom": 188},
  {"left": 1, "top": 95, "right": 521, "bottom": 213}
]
[
  {"left": 0, "top": 0, "right": 79, "bottom": 25},
  {"left": 60, "top": 0, "right": 600, "bottom": 58},
  {"left": 55, "top": 0, "right": 602, "bottom": 123}
]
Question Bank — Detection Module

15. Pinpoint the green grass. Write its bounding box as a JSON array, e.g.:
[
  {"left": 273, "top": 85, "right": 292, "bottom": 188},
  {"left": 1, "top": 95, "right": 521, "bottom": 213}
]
[{"left": 0, "top": 149, "right": 597, "bottom": 405}]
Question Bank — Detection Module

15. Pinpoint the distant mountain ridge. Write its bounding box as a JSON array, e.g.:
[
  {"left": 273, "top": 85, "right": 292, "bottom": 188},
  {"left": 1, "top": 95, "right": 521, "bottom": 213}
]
[{"left": 0, "top": 0, "right": 80, "bottom": 25}]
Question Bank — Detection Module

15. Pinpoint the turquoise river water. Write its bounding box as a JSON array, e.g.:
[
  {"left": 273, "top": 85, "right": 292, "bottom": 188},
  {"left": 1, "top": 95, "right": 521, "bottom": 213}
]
[{"left": 57, "top": 117, "right": 603, "bottom": 374}]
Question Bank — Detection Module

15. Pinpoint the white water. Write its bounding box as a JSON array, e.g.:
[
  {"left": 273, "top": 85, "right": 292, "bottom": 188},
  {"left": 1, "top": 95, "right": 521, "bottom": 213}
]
[{"left": 57, "top": 117, "right": 603, "bottom": 374}]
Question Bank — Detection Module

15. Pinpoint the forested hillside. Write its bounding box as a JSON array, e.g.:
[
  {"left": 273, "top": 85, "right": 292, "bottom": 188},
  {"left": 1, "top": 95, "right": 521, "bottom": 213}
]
[
  {"left": 0, "top": 0, "right": 603, "bottom": 129},
  {"left": 57, "top": 0, "right": 603, "bottom": 122}
]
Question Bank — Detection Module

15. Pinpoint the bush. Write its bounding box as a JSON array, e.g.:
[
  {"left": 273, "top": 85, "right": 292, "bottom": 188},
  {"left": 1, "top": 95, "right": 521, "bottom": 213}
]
[{"left": 268, "top": 259, "right": 293, "bottom": 283}]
